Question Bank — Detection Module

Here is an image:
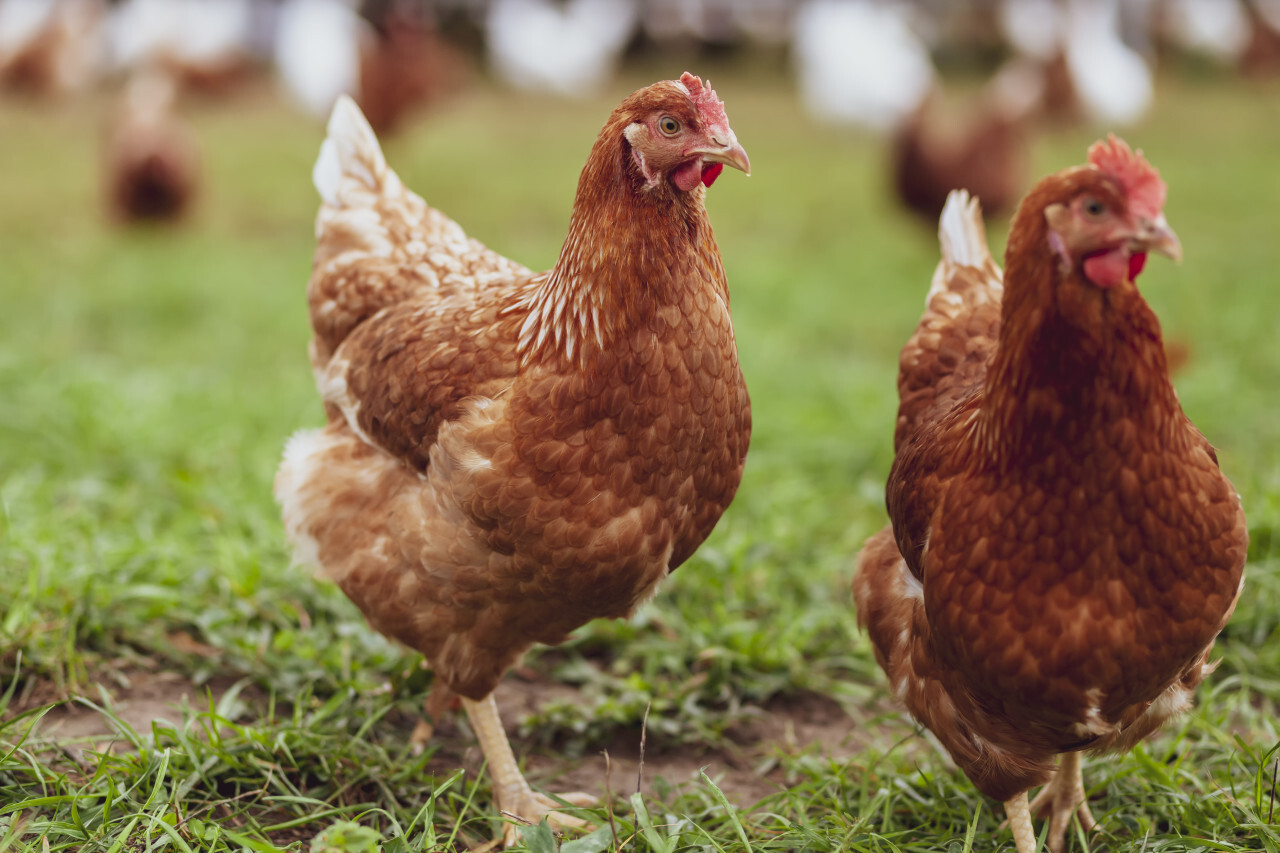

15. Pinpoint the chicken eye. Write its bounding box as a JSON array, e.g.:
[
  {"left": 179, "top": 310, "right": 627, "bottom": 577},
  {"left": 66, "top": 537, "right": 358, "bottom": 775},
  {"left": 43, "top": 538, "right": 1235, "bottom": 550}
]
[
  {"left": 1082, "top": 198, "right": 1108, "bottom": 218},
  {"left": 658, "top": 116, "right": 681, "bottom": 137}
]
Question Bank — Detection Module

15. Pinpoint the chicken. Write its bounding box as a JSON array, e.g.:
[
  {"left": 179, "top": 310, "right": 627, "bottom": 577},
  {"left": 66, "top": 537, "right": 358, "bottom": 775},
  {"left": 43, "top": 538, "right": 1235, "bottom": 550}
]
[
  {"left": 274, "top": 0, "right": 364, "bottom": 119},
  {"left": 792, "top": 0, "right": 935, "bottom": 132},
  {"left": 996, "top": 0, "right": 1154, "bottom": 128},
  {"left": 853, "top": 139, "right": 1247, "bottom": 853},
  {"left": 105, "top": 0, "right": 258, "bottom": 97},
  {"left": 486, "top": 0, "right": 638, "bottom": 99},
  {"left": 0, "top": 0, "right": 104, "bottom": 97},
  {"left": 1157, "top": 0, "right": 1251, "bottom": 64},
  {"left": 275, "top": 73, "right": 751, "bottom": 842},
  {"left": 356, "top": 3, "right": 463, "bottom": 136},
  {"left": 890, "top": 72, "right": 1036, "bottom": 224},
  {"left": 104, "top": 69, "right": 200, "bottom": 222},
  {"left": 1241, "top": 0, "right": 1280, "bottom": 78}
]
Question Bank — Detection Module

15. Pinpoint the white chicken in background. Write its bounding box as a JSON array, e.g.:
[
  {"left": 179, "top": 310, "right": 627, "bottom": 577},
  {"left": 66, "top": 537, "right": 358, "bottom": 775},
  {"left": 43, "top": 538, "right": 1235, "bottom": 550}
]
[
  {"left": 638, "top": 0, "right": 791, "bottom": 46},
  {"left": 998, "top": 0, "right": 1154, "bottom": 127},
  {"left": 792, "top": 0, "right": 934, "bottom": 132},
  {"left": 107, "top": 0, "right": 256, "bottom": 90},
  {"left": 726, "top": 0, "right": 793, "bottom": 46},
  {"left": 274, "top": 0, "right": 367, "bottom": 118},
  {"left": 0, "top": 0, "right": 105, "bottom": 96},
  {"left": 1158, "top": 0, "right": 1251, "bottom": 63},
  {"left": 997, "top": 0, "right": 1063, "bottom": 60},
  {"left": 486, "top": 0, "right": 637, "bottom": 98},
  {"left": 1064, "top": 0, "right": 1153, "bottom": 125}
]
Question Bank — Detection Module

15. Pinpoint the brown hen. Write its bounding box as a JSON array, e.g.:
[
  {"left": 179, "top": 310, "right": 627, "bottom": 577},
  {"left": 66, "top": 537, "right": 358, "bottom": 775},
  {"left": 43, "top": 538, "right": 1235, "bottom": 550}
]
[
  {"left": 276, "top": 74, "right": 751, "bottom": 842},
  {"left": 853, "top": 139, "right": 1246, "bottom": 853},
  {"left": 891, "top": 80, "right": 1031, "bottom": 224},
  {"left": 104, "top": 69, "right": 200, "bottom": 223}
]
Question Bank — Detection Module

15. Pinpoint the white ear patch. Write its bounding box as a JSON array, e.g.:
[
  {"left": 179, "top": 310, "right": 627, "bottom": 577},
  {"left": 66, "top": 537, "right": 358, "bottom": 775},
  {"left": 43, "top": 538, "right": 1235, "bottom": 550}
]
[
  {"left": 624, "top": 121, "right": 646, "bottom": 146},
  {"left": 1044, "top": 204, "right": 1073, "bottom": 275},
  {"left": 624, "top": 122, "right": 659, "bottom": 189}
]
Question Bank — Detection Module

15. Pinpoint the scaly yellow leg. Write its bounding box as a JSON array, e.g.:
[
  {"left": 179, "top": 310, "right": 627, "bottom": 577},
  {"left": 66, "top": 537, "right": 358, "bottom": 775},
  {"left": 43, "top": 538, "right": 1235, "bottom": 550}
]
[
  {"left": 1005, "top": 791, "right": 1038, "bottom": 853},
  {"left": 1027, "top": 751, "right": 1095, "bottom": 852},
  {"left": 461, "top": 694, "right": 596, "bottom": 847}
]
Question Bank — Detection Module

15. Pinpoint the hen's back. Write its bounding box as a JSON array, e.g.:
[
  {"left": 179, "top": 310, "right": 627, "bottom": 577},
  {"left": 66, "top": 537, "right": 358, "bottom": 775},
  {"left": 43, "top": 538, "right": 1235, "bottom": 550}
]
[{"left": 895, "top": 190, "right": 1004, "bottom": 451}]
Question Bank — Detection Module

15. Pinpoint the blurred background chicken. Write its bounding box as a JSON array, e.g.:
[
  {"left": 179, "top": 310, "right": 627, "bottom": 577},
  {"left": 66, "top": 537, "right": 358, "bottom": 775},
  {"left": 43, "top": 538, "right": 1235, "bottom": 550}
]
[
  {"left": 995, "top": 0, "right": 1154, "bottom": 127},
  {"left": 1157, "top": 0, "right": 1251, "bottom": 65},
  {"left": 275, "top": 73, "right": 751, "bottom": 842},
  {"left": 854, "top": 143, "right": 1247, "bottom": 853},
  {"left": 486, "top": 0, "right": 638, "bottom": 98},
  {"left": 274, "top": 0, "right": 461, "bottom": 133},
  {"left": 105, "top": 0, "right": 260, "bottom": 97},
  {"left": 357, "top": 0, "right": 464, "bottom": 134},
  {"left": 1242, "top": 0, "right": 1280, "bottom": 75},
  {"left": 890, "top": 65, "right": 1038, "bottom": 223},
  {"left": 103, "top": 68, "right": 200, "bottom": 222},
  {"left": 273, "top": 0, "right": 365, "bottom": 119},
  {"left": 0, "top": 0, "right": 104, "bottom": 96},
  {"left": 792, "top": 0, "right": 935, "bottom": 131}
]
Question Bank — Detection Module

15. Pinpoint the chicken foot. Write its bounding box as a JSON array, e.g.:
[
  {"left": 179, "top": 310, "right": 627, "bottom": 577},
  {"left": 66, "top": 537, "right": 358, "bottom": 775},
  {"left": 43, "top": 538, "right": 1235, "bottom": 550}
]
[
  {"left": 461, "top": 694, "right": 597, "bottom": 847},
  {"left": 1027, "top": 751, "right": 1096, "bottom": 852},
  {"left": 1003, "top": 751, "right": 1096, "bottom": 853}
]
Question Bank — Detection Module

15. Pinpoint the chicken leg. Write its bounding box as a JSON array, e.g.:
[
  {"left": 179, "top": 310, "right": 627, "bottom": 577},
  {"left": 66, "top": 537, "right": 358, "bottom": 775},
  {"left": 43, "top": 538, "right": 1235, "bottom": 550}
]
[
  {"left": 1027, "top": 751, "right": 1096, "bottom": 852},
  {"left": 1004, "top": 791, "right": 1038, "bottom": 853},
  {"left": 461, "top": 694, "right": 596, "bottom": 846},
  {"left": 1003, "top": 751, "right": 1096, "bottom": 853}
]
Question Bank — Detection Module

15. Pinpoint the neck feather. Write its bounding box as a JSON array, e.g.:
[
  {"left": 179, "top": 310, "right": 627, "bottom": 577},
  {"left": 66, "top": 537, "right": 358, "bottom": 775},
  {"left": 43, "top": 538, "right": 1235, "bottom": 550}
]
[
  {"left": 975, "top": 239, "right": 1179, "bottom": 466},
  {"left": 514, "top": 120, "right": 718, "bottom": 368}
]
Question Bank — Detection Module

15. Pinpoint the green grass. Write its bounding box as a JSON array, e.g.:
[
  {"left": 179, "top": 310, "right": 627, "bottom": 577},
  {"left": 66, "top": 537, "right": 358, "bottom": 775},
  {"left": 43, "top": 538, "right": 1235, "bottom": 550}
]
[{"left": 2, "top": 62, "right": 1279, "bottom": 851}]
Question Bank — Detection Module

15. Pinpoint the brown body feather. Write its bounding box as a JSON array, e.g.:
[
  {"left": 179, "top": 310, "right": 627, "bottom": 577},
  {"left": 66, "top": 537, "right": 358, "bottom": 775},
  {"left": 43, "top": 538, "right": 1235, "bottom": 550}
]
[{"left": 854, "top": 173, "right": 1246, "bottom": 807}]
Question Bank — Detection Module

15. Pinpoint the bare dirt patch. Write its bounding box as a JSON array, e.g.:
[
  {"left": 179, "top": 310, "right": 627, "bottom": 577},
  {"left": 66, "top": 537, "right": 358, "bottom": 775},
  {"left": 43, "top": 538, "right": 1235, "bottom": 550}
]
[
  {"left": 424, "top": 676, "right": 909, "bottom": 810},
  {"left": 26, "top": 671, "right": 226, "bottom": 741},
  {"left": 11, "top": 666, "right": 909, "bottom": 811}
]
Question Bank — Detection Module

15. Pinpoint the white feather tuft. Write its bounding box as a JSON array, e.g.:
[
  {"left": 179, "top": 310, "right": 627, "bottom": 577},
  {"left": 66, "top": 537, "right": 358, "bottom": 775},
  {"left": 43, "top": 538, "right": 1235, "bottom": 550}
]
[
  {"left": 938, "top": 190, "right": 989, "bottom": 270},
  {"left": 313, "top": 94, "right": 387, "bottom": 204},
  {"left": 313, "top": 139, "right": 341, "bottom": 205}
]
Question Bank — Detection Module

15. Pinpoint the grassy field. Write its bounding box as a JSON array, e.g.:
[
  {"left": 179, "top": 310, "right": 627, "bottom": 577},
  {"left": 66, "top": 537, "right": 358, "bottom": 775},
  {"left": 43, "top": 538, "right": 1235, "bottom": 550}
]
[{"left": 1, "top": 60, "right": 1278, "bottom": 852}]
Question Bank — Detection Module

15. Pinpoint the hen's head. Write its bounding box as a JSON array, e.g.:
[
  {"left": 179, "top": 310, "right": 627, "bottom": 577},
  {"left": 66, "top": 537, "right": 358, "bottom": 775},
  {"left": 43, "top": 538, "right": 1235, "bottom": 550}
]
[
  {"left": 1017, "top": 135, "right": 1181, "bottom": 290},
  {"left": 615, "top": 72, "right": 750, "bottom": 194}
]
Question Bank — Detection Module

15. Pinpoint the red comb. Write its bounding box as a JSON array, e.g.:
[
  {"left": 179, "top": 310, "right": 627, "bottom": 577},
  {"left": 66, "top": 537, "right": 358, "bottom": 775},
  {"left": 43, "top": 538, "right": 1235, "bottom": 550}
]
[
  {"left": 680, "top": 71, "right": 730, "bottom": 129},
  {"left": 1087, "top": 134, "right": 1167, "bottom": 220}
]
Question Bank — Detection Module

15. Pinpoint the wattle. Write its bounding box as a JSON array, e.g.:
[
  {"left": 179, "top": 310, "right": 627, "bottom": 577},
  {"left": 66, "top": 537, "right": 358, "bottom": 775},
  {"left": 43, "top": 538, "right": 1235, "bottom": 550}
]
[
  {"left": 1083, "top": 248, "right": 1145, "bottom": 289},
  {"left": 671, "top": 159, "right": 703, "bottom": 192},
  {"left": 701, "top": 162, "right": 724, "bottom": 188},
  {"left": 1129, "top": 252, "right": 1148, "bottom": 280}
]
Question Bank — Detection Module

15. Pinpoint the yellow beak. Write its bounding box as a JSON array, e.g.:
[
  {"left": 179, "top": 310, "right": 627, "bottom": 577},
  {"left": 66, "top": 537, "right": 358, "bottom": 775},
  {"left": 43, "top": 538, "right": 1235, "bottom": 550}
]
[{"left": 1138, "top": 214, "right": 1182, "bottom": 263}]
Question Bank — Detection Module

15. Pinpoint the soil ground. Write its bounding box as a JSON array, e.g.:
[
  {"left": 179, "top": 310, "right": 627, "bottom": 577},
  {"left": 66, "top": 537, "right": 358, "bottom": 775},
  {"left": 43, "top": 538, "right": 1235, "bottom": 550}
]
[{"left": 18, "top": 666, "right": 907, "bottom": 812}]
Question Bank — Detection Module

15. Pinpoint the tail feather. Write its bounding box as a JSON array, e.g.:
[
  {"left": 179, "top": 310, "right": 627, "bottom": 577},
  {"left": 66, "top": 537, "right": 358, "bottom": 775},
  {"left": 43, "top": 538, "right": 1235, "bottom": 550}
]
[
  {"left": 927, "top": 189, "right": 1001, "bottom": 301},
  {"left": 897, "top": 189, "right": 1004, "bottom": 451},
  {"left": 938, "top": 189, "right": 989, "bottom": 269},
  {"left": 313, "top": 94, "right": 392, "bottom": 207},
  {"left": 304, "top": 94, "right": 528, "bottom": 365}
]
